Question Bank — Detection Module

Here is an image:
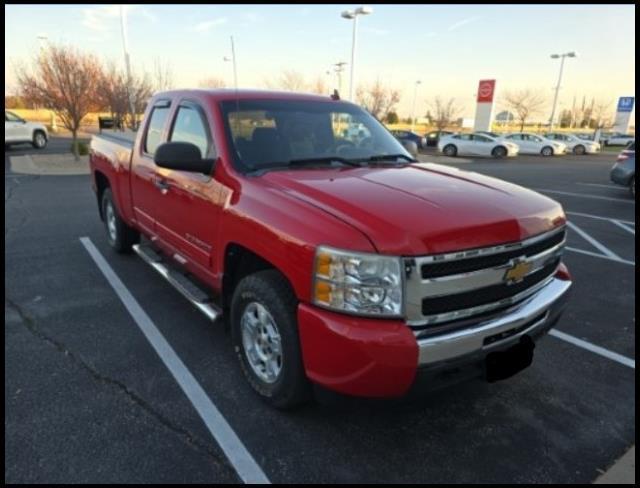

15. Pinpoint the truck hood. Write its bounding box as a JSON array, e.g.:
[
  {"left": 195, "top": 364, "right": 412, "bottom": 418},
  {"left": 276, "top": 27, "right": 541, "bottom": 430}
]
[{"left": 261, "top": 163, "right": 566, "bottom": 256}]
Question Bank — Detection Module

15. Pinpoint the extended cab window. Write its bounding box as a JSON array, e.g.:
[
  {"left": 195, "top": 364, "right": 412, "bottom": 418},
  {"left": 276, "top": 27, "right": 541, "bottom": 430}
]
[
  {"left": 144, "top": 106, "right": 170, "bottom": 155},
  {"left": 6, "top": 111, "right": 23, "bottom": 122},
  {"left": 169, "top": 105, "right": 211, "bottom": 157}
]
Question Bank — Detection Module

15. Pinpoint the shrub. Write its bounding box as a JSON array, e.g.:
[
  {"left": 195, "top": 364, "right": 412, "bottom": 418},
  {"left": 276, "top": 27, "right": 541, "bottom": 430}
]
[{"left": 71, "top": 141, "right": 89, "bottom": 156}]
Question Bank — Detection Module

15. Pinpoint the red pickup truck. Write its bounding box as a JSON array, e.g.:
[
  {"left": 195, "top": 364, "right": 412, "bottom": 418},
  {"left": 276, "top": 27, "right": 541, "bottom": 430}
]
[{"left": 89, "top": 89, "right": 572, "bottom": 408}]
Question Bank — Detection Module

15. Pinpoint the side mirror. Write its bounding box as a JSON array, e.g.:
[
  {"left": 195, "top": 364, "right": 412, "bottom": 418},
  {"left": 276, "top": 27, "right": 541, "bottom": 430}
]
[
  {"left": 154, "top": 142, "right": 215, "bottom": 175},
  {"left": 400, "top": 139, "right": 419, "bottom": 158}
]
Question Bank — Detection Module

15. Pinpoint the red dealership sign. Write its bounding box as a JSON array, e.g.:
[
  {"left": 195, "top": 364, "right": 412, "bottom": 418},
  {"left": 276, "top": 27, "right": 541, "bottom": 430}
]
[{"left": 477, "top": 79, "right": 496, "bottom": 103}]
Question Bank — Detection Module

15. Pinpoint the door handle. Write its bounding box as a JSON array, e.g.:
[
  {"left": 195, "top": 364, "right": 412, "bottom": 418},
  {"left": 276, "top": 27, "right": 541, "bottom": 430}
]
[{"left": 154, "top": 178, "right": 170, "bottom": 194}]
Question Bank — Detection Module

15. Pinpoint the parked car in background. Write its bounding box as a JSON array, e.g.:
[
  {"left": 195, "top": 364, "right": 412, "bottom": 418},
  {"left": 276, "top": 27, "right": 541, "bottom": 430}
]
[
  {"left": 545, "top": 133, "right": 600, "bottom": 155},
  {"left": 390, "top": 130, "right": 427, "bottom": 149},
  {"left": 610, "top": 142, "right": 635, "bottom": 197},
  {"left": 425, "top": 130, "right": 454, "bottom": 147},
  {"left": 5, "top": 110, "right": 48, "bottom": 149},
  {"left": 475, "top": 131, "right": 503, "bottom": 139},
  {"left": 602, "top": 133, "right": 635, "bottom": 147},
  {"left": 438, "top": 132, "right": 519, "bottom": 158},
  {"left": 504, "top": 132, "right": 566, "bottom": 156}
]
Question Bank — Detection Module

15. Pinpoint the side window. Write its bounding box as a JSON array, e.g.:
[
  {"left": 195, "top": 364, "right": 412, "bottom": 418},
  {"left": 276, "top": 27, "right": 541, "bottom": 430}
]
[
  {"left": 6, "top": 111, "right": 22, "bottom": 122},
  {"left": 507, "top": 134, "right": 519, "bottom": 140},
  {"left": 144, "top": 106, "right": 170, "bottom": 155},
  {"left": 169, "top": 105, "right": 211, "bottom": 158}
]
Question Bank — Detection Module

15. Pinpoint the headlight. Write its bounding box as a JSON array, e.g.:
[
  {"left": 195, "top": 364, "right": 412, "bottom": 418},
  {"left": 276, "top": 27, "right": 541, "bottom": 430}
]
[{"left": 312, "top": 246, "right": 403, "bottom": 317}]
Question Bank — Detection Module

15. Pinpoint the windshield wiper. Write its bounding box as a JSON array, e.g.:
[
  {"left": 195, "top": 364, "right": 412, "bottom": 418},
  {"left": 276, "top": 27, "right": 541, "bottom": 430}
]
[
  {"left": 287, "top": 157, "right": 361, "bottom": 167},
  {"left": 360, "top": 153, "right": 417, "bottom": 163}
]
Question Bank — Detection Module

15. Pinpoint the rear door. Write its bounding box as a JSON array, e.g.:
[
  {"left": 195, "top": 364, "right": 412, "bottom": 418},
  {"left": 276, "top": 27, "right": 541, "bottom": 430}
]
[
  {"left": 130, "top": 99, "right": 172, "bottom": 236},
  {"left": 153, "top": 99, "right": 222, "bottom": 275}
]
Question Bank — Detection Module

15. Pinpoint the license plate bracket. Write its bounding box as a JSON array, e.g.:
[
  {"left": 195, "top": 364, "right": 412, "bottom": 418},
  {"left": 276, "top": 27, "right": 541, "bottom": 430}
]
[{"left": 485, "top": 335, "right": 535, "bottom": 382}]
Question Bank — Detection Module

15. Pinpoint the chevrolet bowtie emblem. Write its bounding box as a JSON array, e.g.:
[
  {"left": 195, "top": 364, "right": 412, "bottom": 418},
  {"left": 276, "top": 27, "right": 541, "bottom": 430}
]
[{"left": 504, "top": 258, "right": 532, "bottom": 284}]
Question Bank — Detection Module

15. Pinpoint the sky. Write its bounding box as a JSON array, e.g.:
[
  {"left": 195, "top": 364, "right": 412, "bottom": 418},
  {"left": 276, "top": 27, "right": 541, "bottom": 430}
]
[{"left": 4, "top": 4, "right": 636, "bottom": 121}]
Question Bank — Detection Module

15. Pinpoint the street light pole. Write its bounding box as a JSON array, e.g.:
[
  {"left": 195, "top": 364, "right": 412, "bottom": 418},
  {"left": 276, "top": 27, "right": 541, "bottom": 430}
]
[
  {"left": 548, "top": 51, "right": 577, "bottom": 130},
  {"left": 411, "top": 80, "right": 421, "bottom": 132},
  {"left": 341, "top": 6, "right": 372, "bottom": 102},
  {"left": 230, "top": 36, "right": 238, "bottom": 91}
]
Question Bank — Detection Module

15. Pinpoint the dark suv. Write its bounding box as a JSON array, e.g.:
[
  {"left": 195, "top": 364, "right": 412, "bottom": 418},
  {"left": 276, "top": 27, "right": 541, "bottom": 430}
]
[{"left": 610, "top": 142, "right": 635, "bottom": 197}]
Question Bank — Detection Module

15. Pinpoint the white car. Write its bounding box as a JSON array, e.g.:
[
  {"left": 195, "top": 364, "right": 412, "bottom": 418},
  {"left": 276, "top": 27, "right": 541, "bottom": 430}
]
[
  {"left": 503, "top": 132, "right": 566, "bottom": 156},
  {"left": 5, "top": 110, "right": 48, "bottom": 149},
  {"left": 603, "top": 133, "right": 635, "bottom": 147},
  {"left": 437, "top": 132, "right": 519, "bottom": 158},
  {"left": 545, "top": 133, "right": 600, "bottom": 155}
]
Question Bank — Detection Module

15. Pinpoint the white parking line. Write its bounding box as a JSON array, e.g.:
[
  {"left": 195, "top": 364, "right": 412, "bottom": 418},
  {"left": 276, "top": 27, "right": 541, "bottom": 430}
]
[
  {"left": 79, "top": 237, "right": 270, "bottom": 485},
  {"left": 566, "top": 221, "right": 621, "bottom": 260},
  {"left": 565, "top": 247, "right": 635, "bottom": 266},
  {"left": 533, "top": 188, "right": 634, "bottom": 203},
  {"left": 611, "top": 220, "right": 636, "bottom": 236},
  {"left": 566, "top": 211, "right": 635, "bottom": 226},
  {"left": 577, "top": 182, "right": 627, "bottom": 191},
  {"left": 549, "top": 329, "right": 635, "bottom": 369}
]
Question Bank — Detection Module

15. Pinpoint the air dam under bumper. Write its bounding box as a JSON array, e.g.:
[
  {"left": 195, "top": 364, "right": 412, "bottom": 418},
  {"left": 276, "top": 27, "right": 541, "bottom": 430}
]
[{"left": 297, "top": 276, "right": 571, "bottom": 398}]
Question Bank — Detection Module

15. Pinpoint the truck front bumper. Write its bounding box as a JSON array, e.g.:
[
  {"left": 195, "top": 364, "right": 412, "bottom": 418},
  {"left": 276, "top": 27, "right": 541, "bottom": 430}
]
[{"left": 297, "top": 274, "right": 571, "bottom": 398}]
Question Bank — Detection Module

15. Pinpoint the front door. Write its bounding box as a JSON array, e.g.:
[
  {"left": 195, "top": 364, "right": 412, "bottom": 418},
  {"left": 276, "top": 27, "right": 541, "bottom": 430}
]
[{"left": 153, "top": 100, "right": 223, "bottom": 277}]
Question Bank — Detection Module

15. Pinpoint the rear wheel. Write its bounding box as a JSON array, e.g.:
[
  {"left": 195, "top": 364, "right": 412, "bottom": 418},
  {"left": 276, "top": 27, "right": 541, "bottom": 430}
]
[
  {"left": 541, "top": 146, "right": 554, "bottom": 157},
  {"left": 492, "top": 146, "right": 507, "bottom": 159},
  {"left": 573, "top": 144, "right": 586, "bottom": 155},
  {"left": 32, "top": 131, "right": 47, "bottom": 149},
  {"left": 231, "top": 270, "right": 311, "bottom": 409},
  {"left": 443, "top": 144, "right": 457, "bottom": 157},
  {"left": 101, "top": 188, "right": 139, "bottom": 253}
]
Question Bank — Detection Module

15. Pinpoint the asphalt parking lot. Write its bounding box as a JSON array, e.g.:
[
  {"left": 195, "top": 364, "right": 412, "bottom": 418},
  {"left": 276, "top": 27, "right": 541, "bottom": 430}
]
[{"left": 5, "top": 140, "right": 635, "bottom": 483}]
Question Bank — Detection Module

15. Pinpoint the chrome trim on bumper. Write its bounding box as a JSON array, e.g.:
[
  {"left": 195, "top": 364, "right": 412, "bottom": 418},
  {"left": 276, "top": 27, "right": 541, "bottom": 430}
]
[{"left": 417, "top": 278, "right": 571, "bottom": 366}]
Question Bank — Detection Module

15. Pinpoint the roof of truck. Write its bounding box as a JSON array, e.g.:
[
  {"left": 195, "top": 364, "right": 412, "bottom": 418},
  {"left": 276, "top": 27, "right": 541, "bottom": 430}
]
[{"left": 152, "top": 88, "right": 348, "bottom": 103}]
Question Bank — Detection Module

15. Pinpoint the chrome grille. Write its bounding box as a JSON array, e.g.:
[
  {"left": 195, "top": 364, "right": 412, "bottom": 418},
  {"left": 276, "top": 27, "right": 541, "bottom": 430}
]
[{"left": 404, "top": 226, "right": 566, "bottom": 327}]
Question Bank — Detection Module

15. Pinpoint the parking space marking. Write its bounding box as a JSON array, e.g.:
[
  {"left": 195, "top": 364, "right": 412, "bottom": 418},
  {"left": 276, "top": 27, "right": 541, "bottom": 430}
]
[
  {"left": 565, "top": 247, "right": 635, "bottom": 266},
  {"left": 79, "top": 237, "right": 270, "bottom": 485},
  {"left": 611, "top": 220, "right": 636, "bottom": 236},
  {"left": 567, "top": 211, "right": 635, "bottom": 226},
  {"left": 566, "top": 221, "right": 621, "bottom": 260},
  {"left": 577, "top": 182, "right": 627, "bottom": 191},
  {"left": 550, "top": 329, "right": 635, "bottom": 369},
  {"left": 533, "top": 188, "right": 634, "bottom": 203}
]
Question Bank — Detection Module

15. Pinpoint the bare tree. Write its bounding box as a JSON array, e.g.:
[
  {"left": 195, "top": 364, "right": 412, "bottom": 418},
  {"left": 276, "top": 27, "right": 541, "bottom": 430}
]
[
  {"left": 502, "top": 89, "right": 546, "bottom": 131},
  {"left": 125, "top": 71, "right": 154, "bottom": 131},
  {"left": 16, "top": 44, "right": 102, "bottom": 160},
  {"left": 310, "top": 75, "right": 328, "bottom": 95},
  {"left": 278, "top": 70, "right": 307, "bottom": 92},
  {"left": 430, "top": 96, "right": 462, "bottom": 132},
  {"left": 591, "top": 99, "right": 613, "bottom": 130},
  {"left": 96, "top": 63, "right": 129, "bottom": 131},
  {"left": 152, "top": 58, "right": 174, "bottom": 92},
  {"left": 198, "top": 77, "right": 226, "bottom": 88},
  {"left": 356, "top": 79, "right": 400, "bottom": 120}
]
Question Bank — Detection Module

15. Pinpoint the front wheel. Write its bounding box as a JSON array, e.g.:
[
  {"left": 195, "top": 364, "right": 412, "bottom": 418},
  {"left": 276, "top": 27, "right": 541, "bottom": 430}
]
[
  {"left": 231, "top": 270, "right": 311, "bottom": 409},
  {"left": 32, "top": 131, "right": 47, "bottom": 149},
  {"left": 492, "top": 146, "right": 507, "bottom": 159},
  {"left": 541, "top": 146, "right": 554, "bottom": 157},
  {"left": 443, "top": 144, "right": 457, "bottom": 157}
]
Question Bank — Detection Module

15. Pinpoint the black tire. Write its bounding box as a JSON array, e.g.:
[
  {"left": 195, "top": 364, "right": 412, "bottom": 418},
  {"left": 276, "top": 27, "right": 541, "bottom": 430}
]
[
  {"left": 573, "top": 144, "right": 586, "bottom": 155},
  {"left": 492, "top": 146, "right": 507, "bottom": 159},
  {"left": 541, "top": 146, "right": 554, "bottom": 157},
  {"left": 443, "top": 144, "right": 457, "bottom": 157},
  {"left": 32, "top": 130, "right": 47, "bottom": 149},
  {"left": 231, "top": 270, "right": 311, "bottom": 409},
  {"left": 630, "top": 176, "right": 635, "bottom": 198},
  {"left": 101, "top": 188, "right": 139, "bottom": 253}
]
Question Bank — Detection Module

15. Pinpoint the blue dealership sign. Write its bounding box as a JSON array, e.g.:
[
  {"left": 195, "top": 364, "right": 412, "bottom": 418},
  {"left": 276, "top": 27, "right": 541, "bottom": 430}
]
[{"left": 617, "top": 97, "right": 635, "bottom": 112}]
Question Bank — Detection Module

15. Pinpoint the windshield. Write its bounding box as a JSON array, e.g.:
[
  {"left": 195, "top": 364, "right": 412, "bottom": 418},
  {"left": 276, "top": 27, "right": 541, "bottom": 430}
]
[{"left": 219, "top": 99, "right": 410, "bottom": 172}]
